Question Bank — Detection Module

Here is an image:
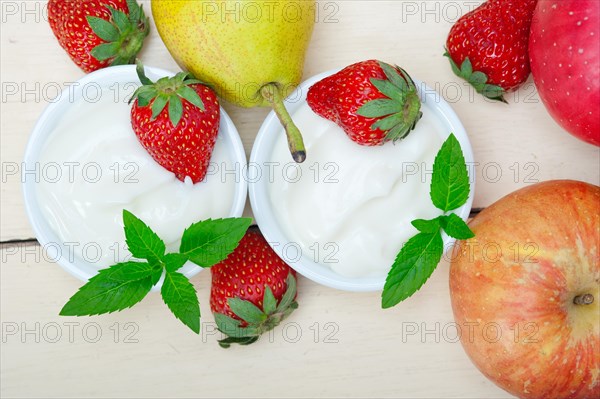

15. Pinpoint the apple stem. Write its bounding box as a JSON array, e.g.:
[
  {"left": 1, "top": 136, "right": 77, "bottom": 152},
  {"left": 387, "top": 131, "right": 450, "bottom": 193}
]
[
  {"left": 573, "top": 293, "right": 594, "bottom": 305},
  {"left": 260, "top": 83, "right": 306, "bottom": 163}
]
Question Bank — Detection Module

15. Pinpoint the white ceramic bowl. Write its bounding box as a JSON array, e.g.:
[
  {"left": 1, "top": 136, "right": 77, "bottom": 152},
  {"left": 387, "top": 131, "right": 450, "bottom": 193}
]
[
  {"left": 22, "top": 65, "right": 248, "bottom": 286},
  {"left": 249, "top": 69, "right": 475, "bottom": 292}
]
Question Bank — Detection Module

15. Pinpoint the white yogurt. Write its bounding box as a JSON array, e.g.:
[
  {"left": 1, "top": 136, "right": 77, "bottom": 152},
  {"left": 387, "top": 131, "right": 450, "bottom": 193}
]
[
  {"left": 268, "top": 102, "right": 445, "bottom": 278},
  {"left": 35, "top": 88, "right": 236, "bottom": 268}
]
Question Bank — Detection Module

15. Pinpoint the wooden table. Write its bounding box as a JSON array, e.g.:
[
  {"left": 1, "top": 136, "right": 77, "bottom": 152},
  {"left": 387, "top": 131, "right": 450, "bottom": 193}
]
[{"left": 2, "top": 1, "right": 598, "bottom": 397}]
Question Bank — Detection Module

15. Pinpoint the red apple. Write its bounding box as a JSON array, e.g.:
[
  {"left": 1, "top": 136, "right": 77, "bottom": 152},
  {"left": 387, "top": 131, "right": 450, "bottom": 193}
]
[
  {"left": 450, "top": 180, "right": 600, "bottom": 399},
  {"left": 529, "top": 0, "right": 600, "bottom": 146}
]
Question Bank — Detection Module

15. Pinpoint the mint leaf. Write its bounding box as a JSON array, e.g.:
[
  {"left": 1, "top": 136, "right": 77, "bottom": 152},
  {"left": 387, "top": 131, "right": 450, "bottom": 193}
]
[
  {"left": 161, "top": 271, "right": 200, "bottom": 334},
  {"left": 123, "top": 209, "right": 165, "bottom": 263},
  {"left": 440, "top": 213, "right": 474, "bottom": 240},
  {"left": 163, "top": 253, "right": 188, "bottom": 273},
  {"left": 411, "top": 218, "right": 441, "bottom": 233},
  {"left": 382, "top": 232, "right": 444, "bottom": 309},
  {"left": 180, "top": 218, "right": 252, "bottom": 267},
  {"left": 60, "top": 261, "right": 154, "bottom": 316},
  {"left": 430, "top": 133, "right": 470, "bottom": 212}
]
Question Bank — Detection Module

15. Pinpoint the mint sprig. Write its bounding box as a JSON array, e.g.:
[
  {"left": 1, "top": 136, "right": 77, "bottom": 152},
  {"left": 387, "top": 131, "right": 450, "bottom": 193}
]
[
  {"left": 382, "top": 133, "right": 474, "bottom": 308},
  {"left": 60, "top": 210, "right": 252, "bottom": 333}
]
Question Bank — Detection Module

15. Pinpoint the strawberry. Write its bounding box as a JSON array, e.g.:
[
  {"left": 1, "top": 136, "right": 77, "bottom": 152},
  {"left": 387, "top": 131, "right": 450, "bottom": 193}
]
[
  {"left": 307, "top": 60, "right": 423, "bottom": 146},
  {"left": 445, "top": 0, "right": 538, "bottom": 102},
  {"left": 210, "top": 227, "right": 298, "bottom": 348},
  {"left": 130, "top": 62, "right": 220, "bottom": 183},
  {"left": 48, "top": 0, "right": 149, "bottom": 73}
]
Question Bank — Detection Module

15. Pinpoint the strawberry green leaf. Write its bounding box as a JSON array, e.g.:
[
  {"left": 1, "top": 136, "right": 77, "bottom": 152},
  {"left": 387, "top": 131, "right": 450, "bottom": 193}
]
[
  {"left": 86, "top": 16, "right": 119, "bottom": 42},
  {"left": 469, "top": 71, "right": 487, "bottom": 86},
  {"left": 371, "top": 114, "right": 403, "bottom": 131},
  {"left": 163, "top": 253, "right": 188, "bottom": 273},
  {"left": 276, "top": 273, "right": 297, "bottom": 313},
  {"left": 443, "top": 51, "right": 507, "bottom": 103},
  {"left": 179, "top": 218, "right": 252, "bottom": 268},
  {"left": 213, "top": 313, "right": 259, "bottom": 339},
  {"left": 357, "top": 99, "right": 402, "bottom": 118},
  {"left": 126, "top": 0, "right": 141, "bottom": 22},
  {"left": 227, "top": 298, "right": 267, "bottom": 324},
  {"left": 379, "top": 61, "right": 408, "bottom": 91},
  {"left": 90, "top": 42, "right": 120, "bottom": 61},
  {"left": 370, "top": 78, "right": 404, "bottom": 102},
  {"left": 151, "top": 94, "right": 169, "bottom": 120},
  {"left": 161, "top": 271, "right": 200, "bottom": 334},
  {"left": 430, "top": 133, "right": 470, "bottom": 212},
  {"left": 123, "top": 209, "right": 165, "bottom": 263},
  {"left": 218, "top": 336, "right": 259, "bottom": 348},
  {"left": 135, "top": 60, "right": 153, "bottom": 86},
  {"left": 177, "top": 86, "right": 205, "bottom": 111},
  {"left": 382, "top": 232, "right": 444, "bottom": 308},
  {"left": 134, "top": 87, "right": 157, "bottom": 107},
  {"left": 107, "top": 6, "right": 129, "bottom": 32},
  {"left": 411, "top": 218, "right": 441, "bottom": 234},
  {"left": 385, "top": 123, "right": 410, "bottom": 141},
  {"left": 461, "top": 57, "right": 473, "bottom": 76},
  {"left": 60, "top": 261, "right": 154, "bottom": 316},
  {"left": 263, "top": 286, "right": 277, "bottom": 315},
  {"left": 168, "top": 95, "right": 183, "bottom": 127},
  {"left": 440, "top": 213, "right": 474, "bottom": 240}
]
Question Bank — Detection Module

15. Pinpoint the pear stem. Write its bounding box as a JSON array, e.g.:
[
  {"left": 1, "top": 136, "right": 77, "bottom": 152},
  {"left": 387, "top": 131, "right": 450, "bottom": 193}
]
[
  {"left": 260, "top": 84, "right": 306, "bottom": 163},
  {"left": 573, "top": 293, "right": 594, "bottom": 305}
]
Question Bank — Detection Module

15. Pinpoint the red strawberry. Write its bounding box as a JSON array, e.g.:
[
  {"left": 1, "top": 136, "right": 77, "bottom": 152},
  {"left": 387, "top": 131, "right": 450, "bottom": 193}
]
[
  {"left": 48, "top": 0, "right": 149, "bottom": 73},
  {"left": 307, "top": 60, "right": 422, "bottom": 146},
  {"left": 210, "top": 227, "right": 298, "bottom": 348},
  {"left": 130, "top": 63, "right": 220, "bottom": 183},
  {"left": 445, "top": 0, "right": 538, "bottom": 102}
]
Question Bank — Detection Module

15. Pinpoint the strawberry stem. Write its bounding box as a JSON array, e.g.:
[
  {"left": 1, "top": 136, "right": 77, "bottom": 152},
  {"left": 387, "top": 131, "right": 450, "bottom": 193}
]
[{"left": 260, "top": 84, "right": 306, "bottom": 163}]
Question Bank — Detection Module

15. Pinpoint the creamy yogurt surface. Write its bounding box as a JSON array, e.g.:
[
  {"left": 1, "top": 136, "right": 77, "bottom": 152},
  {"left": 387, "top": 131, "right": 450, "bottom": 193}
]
[
  {"left": 268, "top": 102, "right": 445, "bottom": 278},
  {"left": 36, "top": 88, "right": 236, "bottom": 268}
]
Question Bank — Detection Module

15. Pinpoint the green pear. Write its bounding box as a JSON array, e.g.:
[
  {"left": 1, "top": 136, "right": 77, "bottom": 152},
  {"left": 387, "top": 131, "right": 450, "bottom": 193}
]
[{"left": 151, "top": 0, "right": 316, "bottom": 162}]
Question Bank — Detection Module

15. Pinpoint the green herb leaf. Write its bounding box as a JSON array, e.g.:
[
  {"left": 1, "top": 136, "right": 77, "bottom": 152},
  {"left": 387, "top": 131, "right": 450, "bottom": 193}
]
[
  {"left": 430, "top": 133, "right": 470, "bottom": 212},
  {"left": 90, "top": 42, "right": 120, "bottom": 61},
  {"left": 382, "top": 232, "right": 444, "bottom": 309},
  {"left": 263, "top": 286, "right": 277, "bottom": 315},
  {"left": 86, "top": 16, "right": 119, "bottom": 42},
  {"left": 163, "top": 253, "right": 188, "bottom": 273},
  {"left": 60, "top": 261, "right": 154, "bottom": 316},
  {"left": 227, "top": 298, "right": 267, "bottom": 324},
  {"left": 440, "top": 213, "right": 474, "bottom": 239},
  {"left": 411, "top": 218, "right": 441, "bottom": 233},
  {"left": 123, "top": 209, "right": 165, "bottom": 263},
  {"left": 161, "top": 271, "right": 200, "bottom": 334},
  {"left": 179, "top": 218, "right": 252, "bottom": 268}
]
